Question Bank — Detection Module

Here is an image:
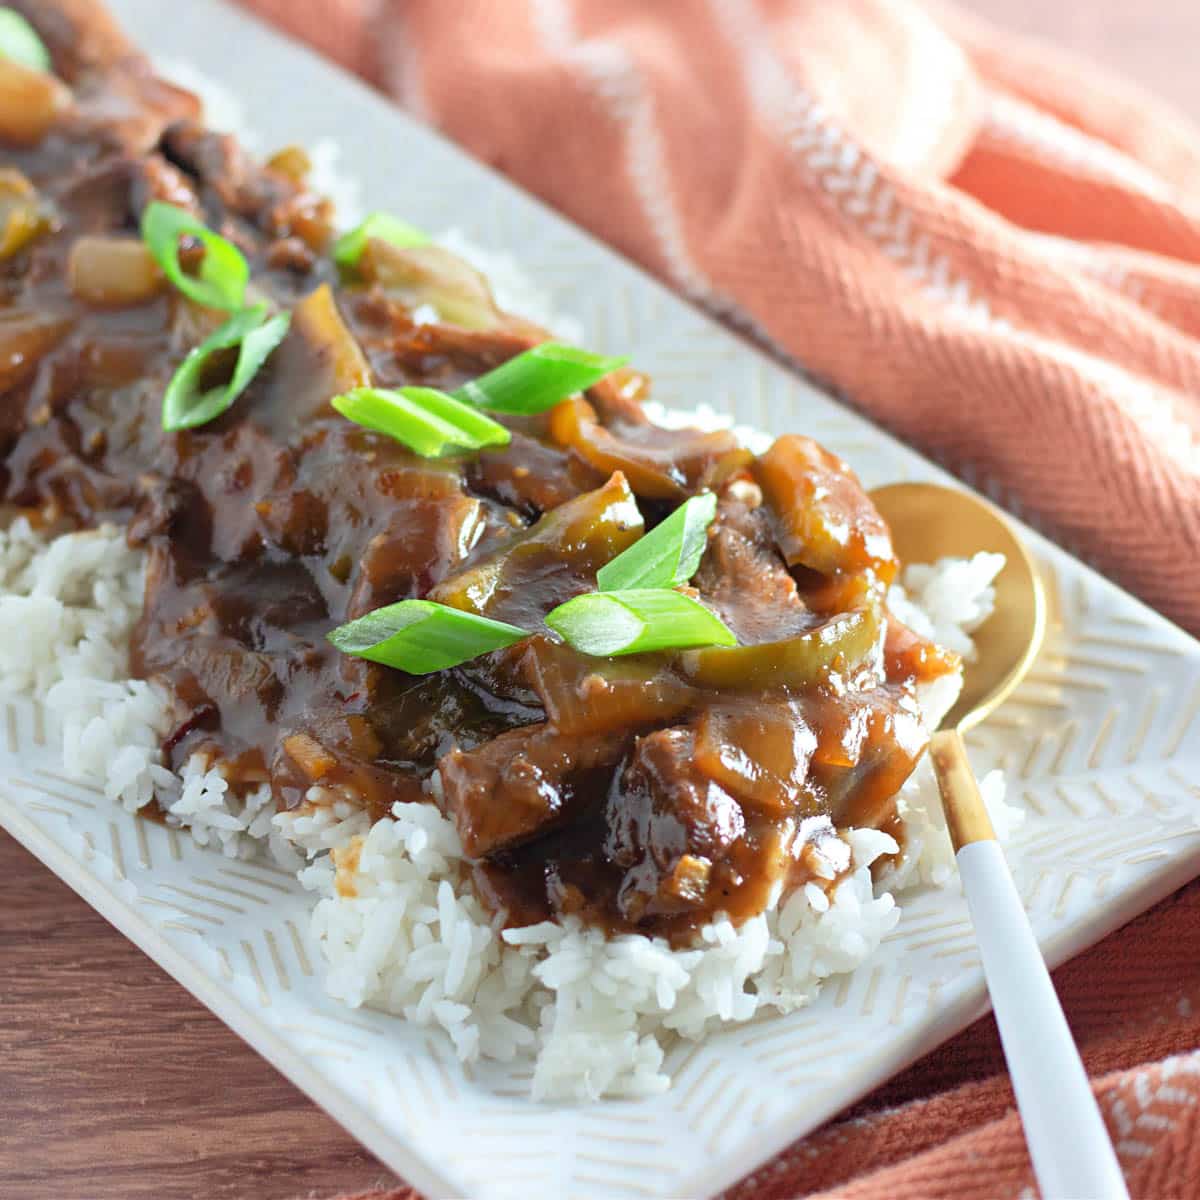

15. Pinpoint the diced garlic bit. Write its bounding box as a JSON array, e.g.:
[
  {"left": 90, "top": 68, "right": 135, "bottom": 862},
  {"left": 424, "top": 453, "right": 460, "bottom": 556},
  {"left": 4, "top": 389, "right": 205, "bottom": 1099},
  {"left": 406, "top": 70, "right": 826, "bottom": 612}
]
[
  {"left": 661, "top": 855, "right": 712, "bottom": 904},
  {"left": 726, "top": 478, "right": 762, "bottom": 508}
]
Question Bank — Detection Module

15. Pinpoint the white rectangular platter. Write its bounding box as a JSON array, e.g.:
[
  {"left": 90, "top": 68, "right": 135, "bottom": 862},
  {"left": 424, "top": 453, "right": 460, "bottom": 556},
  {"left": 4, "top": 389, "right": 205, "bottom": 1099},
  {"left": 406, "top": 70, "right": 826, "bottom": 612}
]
[{"left": 2, "top": 2, "right": 1198, "bottom": 1197}]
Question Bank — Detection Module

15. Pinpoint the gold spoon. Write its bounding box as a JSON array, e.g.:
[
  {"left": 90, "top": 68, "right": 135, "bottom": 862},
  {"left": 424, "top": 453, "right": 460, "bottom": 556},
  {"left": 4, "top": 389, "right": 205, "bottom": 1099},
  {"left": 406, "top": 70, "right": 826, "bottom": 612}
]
[
  {"left": 870, "top": 481, "right": 1128, "bottom": 1200},
  {"left": 870, "top": 481, "right": 1046, "bottom": 838}
]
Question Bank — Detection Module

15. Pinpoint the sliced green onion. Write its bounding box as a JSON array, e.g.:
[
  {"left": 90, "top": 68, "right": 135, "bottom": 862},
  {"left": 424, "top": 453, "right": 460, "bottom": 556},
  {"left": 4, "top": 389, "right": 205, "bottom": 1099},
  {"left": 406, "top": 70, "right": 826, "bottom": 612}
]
[
  {"left": 328, "top": 599, "right": 527, "bottom": 673},
  {"left": 162, "top": 305, "right": 290, "bottom": 431},
  {"left": 140, "top": 201, "right": 248, "bottom": 312},
  {"left": 331, "top": 385, "right": 511, "bottom": 457},
  {"left": 0, "top": 8, "right": 50, "bottom": 72},
  {"left": 596, "top": 492, "right": 716, "bottom": 591},
  {"left": 453, "top": 341, "right": 628, "bottom": 415},
  {"left": 545, "top": 588, "right": 736, "bottom": 658},
  {"left": 333, "top": 211, "right": 429, "bottom": 269}
]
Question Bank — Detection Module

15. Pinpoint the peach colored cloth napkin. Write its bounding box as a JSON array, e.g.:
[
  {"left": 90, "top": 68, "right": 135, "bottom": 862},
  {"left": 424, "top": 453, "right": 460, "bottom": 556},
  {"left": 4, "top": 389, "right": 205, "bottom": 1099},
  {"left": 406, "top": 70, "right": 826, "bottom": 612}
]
[
  {"left": 245, "top": 0, "right": 1200, "bottom": 636},
  {"left": 232, "top": 2, "right": 1200, "bottom": 1196}
]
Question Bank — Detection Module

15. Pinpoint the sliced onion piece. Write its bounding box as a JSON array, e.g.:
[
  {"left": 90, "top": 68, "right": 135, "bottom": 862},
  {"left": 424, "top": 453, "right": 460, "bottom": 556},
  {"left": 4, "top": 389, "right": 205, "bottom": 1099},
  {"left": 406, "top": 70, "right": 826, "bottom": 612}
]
[
  {"left": 67, "top": 236, "right": 164, "bottom": 307},
  {"left": 521, "top": 634, "right": 695, "bottom": 735},
  {"left": 549, "top": 395, "right": 739, "bottom": 500},
  {"left": 357, "top": 239, "right": 504, "bottom": 330},
  {"left": 291, "top": 282, "right": 371, "bottom": 393},
  {"left": 0, "top": 168, "right": 47, "bottom": 258},
  {"left": 694, "top": 698, "right": 818, "bottom": 815},
  {"left": 0, "top": 309, "right": 72, "bottom": 391},
  {"left": 0, "top": 57, "right": 69, "bottom": 146}
]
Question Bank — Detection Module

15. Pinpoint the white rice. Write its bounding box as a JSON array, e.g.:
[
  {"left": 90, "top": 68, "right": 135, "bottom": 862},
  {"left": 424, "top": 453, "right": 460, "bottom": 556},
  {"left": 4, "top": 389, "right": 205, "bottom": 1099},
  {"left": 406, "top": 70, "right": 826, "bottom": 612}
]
[
  {"left": 304, "top": 807, "right": 919, "bottom": 1100},
  {"left": 0, "top": 502, "right": 1015, "bottom": 1099},
  {"left": 0, "top": 516, "right": 302, "bottom": 865},
  {"left": 889, "top": 553, "right": 1006, "bottom": 662},
  {"left": 0, "top": 67, "right": 1018, "bottom": 1094},
  {"left": 301, "top": 590, "right": 1016, "bottom": 1100}
]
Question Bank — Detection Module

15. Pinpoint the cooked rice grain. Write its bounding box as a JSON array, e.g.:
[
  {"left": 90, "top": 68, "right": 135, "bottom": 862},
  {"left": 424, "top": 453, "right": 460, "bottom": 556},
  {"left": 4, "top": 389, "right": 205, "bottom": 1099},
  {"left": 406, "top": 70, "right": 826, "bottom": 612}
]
[
  {"left": 0, "top": 203, "right": 1019, "bottom": 1096},
  {"left": 0, "top": 487, "right": 1019, "bottom": 1098}
]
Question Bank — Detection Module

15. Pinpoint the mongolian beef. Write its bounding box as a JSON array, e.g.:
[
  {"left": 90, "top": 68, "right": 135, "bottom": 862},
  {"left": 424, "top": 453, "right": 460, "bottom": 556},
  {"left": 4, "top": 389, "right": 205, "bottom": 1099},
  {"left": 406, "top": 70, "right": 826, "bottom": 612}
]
[{"left": 0, "top": 1, "right": 960, "bottom": 948}]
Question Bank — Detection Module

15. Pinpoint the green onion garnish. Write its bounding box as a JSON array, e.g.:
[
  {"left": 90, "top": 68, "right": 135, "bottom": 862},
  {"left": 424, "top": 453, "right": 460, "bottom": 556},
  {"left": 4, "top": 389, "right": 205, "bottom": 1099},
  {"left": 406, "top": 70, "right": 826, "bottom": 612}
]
[
  {"left": 453, "top": 342, "right": 628, "bottom": 415},
  {"left": 140, "top": 201, "right": 248, "bottom": 312},
  {"left": 545, "top": 588, "right": 736, "bottom": 658},
  {"left": 327, "top": 599, "right": 527, "bottom": 673},
  {"left": 333, "top": 212, "right": 429, "bottom": 269},
  {"left": 0, "top": 8, "right": 50, "bottom": 71},
  {"left": 162, "top": 305, "right": 290, "bottom": 431},
  {"left": 596, "top": 492, "right": 716, "bottom": 591},
  {"left": 331, "top": 385, "right": 511, "bottom": 457}
]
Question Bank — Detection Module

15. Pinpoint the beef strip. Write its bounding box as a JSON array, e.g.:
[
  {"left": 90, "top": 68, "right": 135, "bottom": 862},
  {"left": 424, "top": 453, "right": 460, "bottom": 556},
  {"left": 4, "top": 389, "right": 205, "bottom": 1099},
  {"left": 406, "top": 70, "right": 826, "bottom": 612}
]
[
  {"left": 439, "top": 722, "right": 629, "bottom": 858},
  {"left": 693, "top": 495, "right": 817, "bottom": 644},
  {"left": 1, "top": 0, "right": 960, "bottom": 945}
]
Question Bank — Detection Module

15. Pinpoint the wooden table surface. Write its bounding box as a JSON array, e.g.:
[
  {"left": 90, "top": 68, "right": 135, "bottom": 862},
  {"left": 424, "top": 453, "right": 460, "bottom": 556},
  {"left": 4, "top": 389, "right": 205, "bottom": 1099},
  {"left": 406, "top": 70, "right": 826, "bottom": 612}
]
[{"left": 3, "top": 4, "right": 1198, "bottom": 1198}]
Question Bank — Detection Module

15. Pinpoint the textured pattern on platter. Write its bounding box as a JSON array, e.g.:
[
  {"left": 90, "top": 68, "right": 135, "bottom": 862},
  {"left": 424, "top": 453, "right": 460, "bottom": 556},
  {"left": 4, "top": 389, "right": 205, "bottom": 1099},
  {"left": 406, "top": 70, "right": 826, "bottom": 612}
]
[{"left": 1, "top": 2, "right": 1198, "bottom": 1197}]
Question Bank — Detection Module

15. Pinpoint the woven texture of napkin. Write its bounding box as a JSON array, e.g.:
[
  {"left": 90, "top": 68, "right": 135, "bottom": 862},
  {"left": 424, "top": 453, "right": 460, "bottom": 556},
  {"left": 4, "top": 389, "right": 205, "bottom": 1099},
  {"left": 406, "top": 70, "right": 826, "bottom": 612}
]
[
  {"left": 231, "top": 1, "right": 1200, "bottom": 1196},
  {"left": 244, "top": 0, "right": 1200, "bottom": 636}
]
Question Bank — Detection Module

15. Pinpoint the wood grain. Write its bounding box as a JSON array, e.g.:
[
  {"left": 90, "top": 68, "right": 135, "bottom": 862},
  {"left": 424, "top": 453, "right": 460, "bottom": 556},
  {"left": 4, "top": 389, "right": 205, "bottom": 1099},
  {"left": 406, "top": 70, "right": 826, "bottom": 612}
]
[
  {"left": 0, "top": 833, "right": 402, "bottom": 1199},
  {"left": 2, "top": 3, "right": 1197, "bottom": 1199}
]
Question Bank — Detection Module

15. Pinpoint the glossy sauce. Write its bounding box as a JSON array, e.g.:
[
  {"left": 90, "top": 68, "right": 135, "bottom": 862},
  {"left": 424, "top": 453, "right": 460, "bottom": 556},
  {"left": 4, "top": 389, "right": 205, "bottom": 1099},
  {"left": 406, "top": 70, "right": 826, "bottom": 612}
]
[{"left": 1, "top": 3, "right": 959, "bottom": 946}]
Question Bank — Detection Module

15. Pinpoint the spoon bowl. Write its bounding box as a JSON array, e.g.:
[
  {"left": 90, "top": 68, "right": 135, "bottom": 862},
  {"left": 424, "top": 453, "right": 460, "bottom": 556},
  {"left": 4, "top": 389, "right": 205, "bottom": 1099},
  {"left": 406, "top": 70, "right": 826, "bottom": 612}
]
[
  {"left": 870, "top": 481, "right": 1047, "bottom": 731},
  {"left": 868, "top": 480, "right": 1128, "bottom": 1200}
]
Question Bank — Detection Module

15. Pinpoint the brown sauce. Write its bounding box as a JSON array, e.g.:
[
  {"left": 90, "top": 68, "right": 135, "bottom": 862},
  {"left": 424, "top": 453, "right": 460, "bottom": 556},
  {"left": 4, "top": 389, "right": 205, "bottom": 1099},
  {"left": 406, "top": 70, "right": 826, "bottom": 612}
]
[{"left": 1, "top": 2, "right": 960, "bottom": 947}]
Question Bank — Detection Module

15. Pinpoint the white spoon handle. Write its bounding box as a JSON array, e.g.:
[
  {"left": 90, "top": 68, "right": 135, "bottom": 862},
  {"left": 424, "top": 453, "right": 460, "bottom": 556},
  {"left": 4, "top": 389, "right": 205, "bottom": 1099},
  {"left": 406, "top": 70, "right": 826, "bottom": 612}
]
[{"left": 957, "top": 838, "right": 1129, "bottom": 1199}]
